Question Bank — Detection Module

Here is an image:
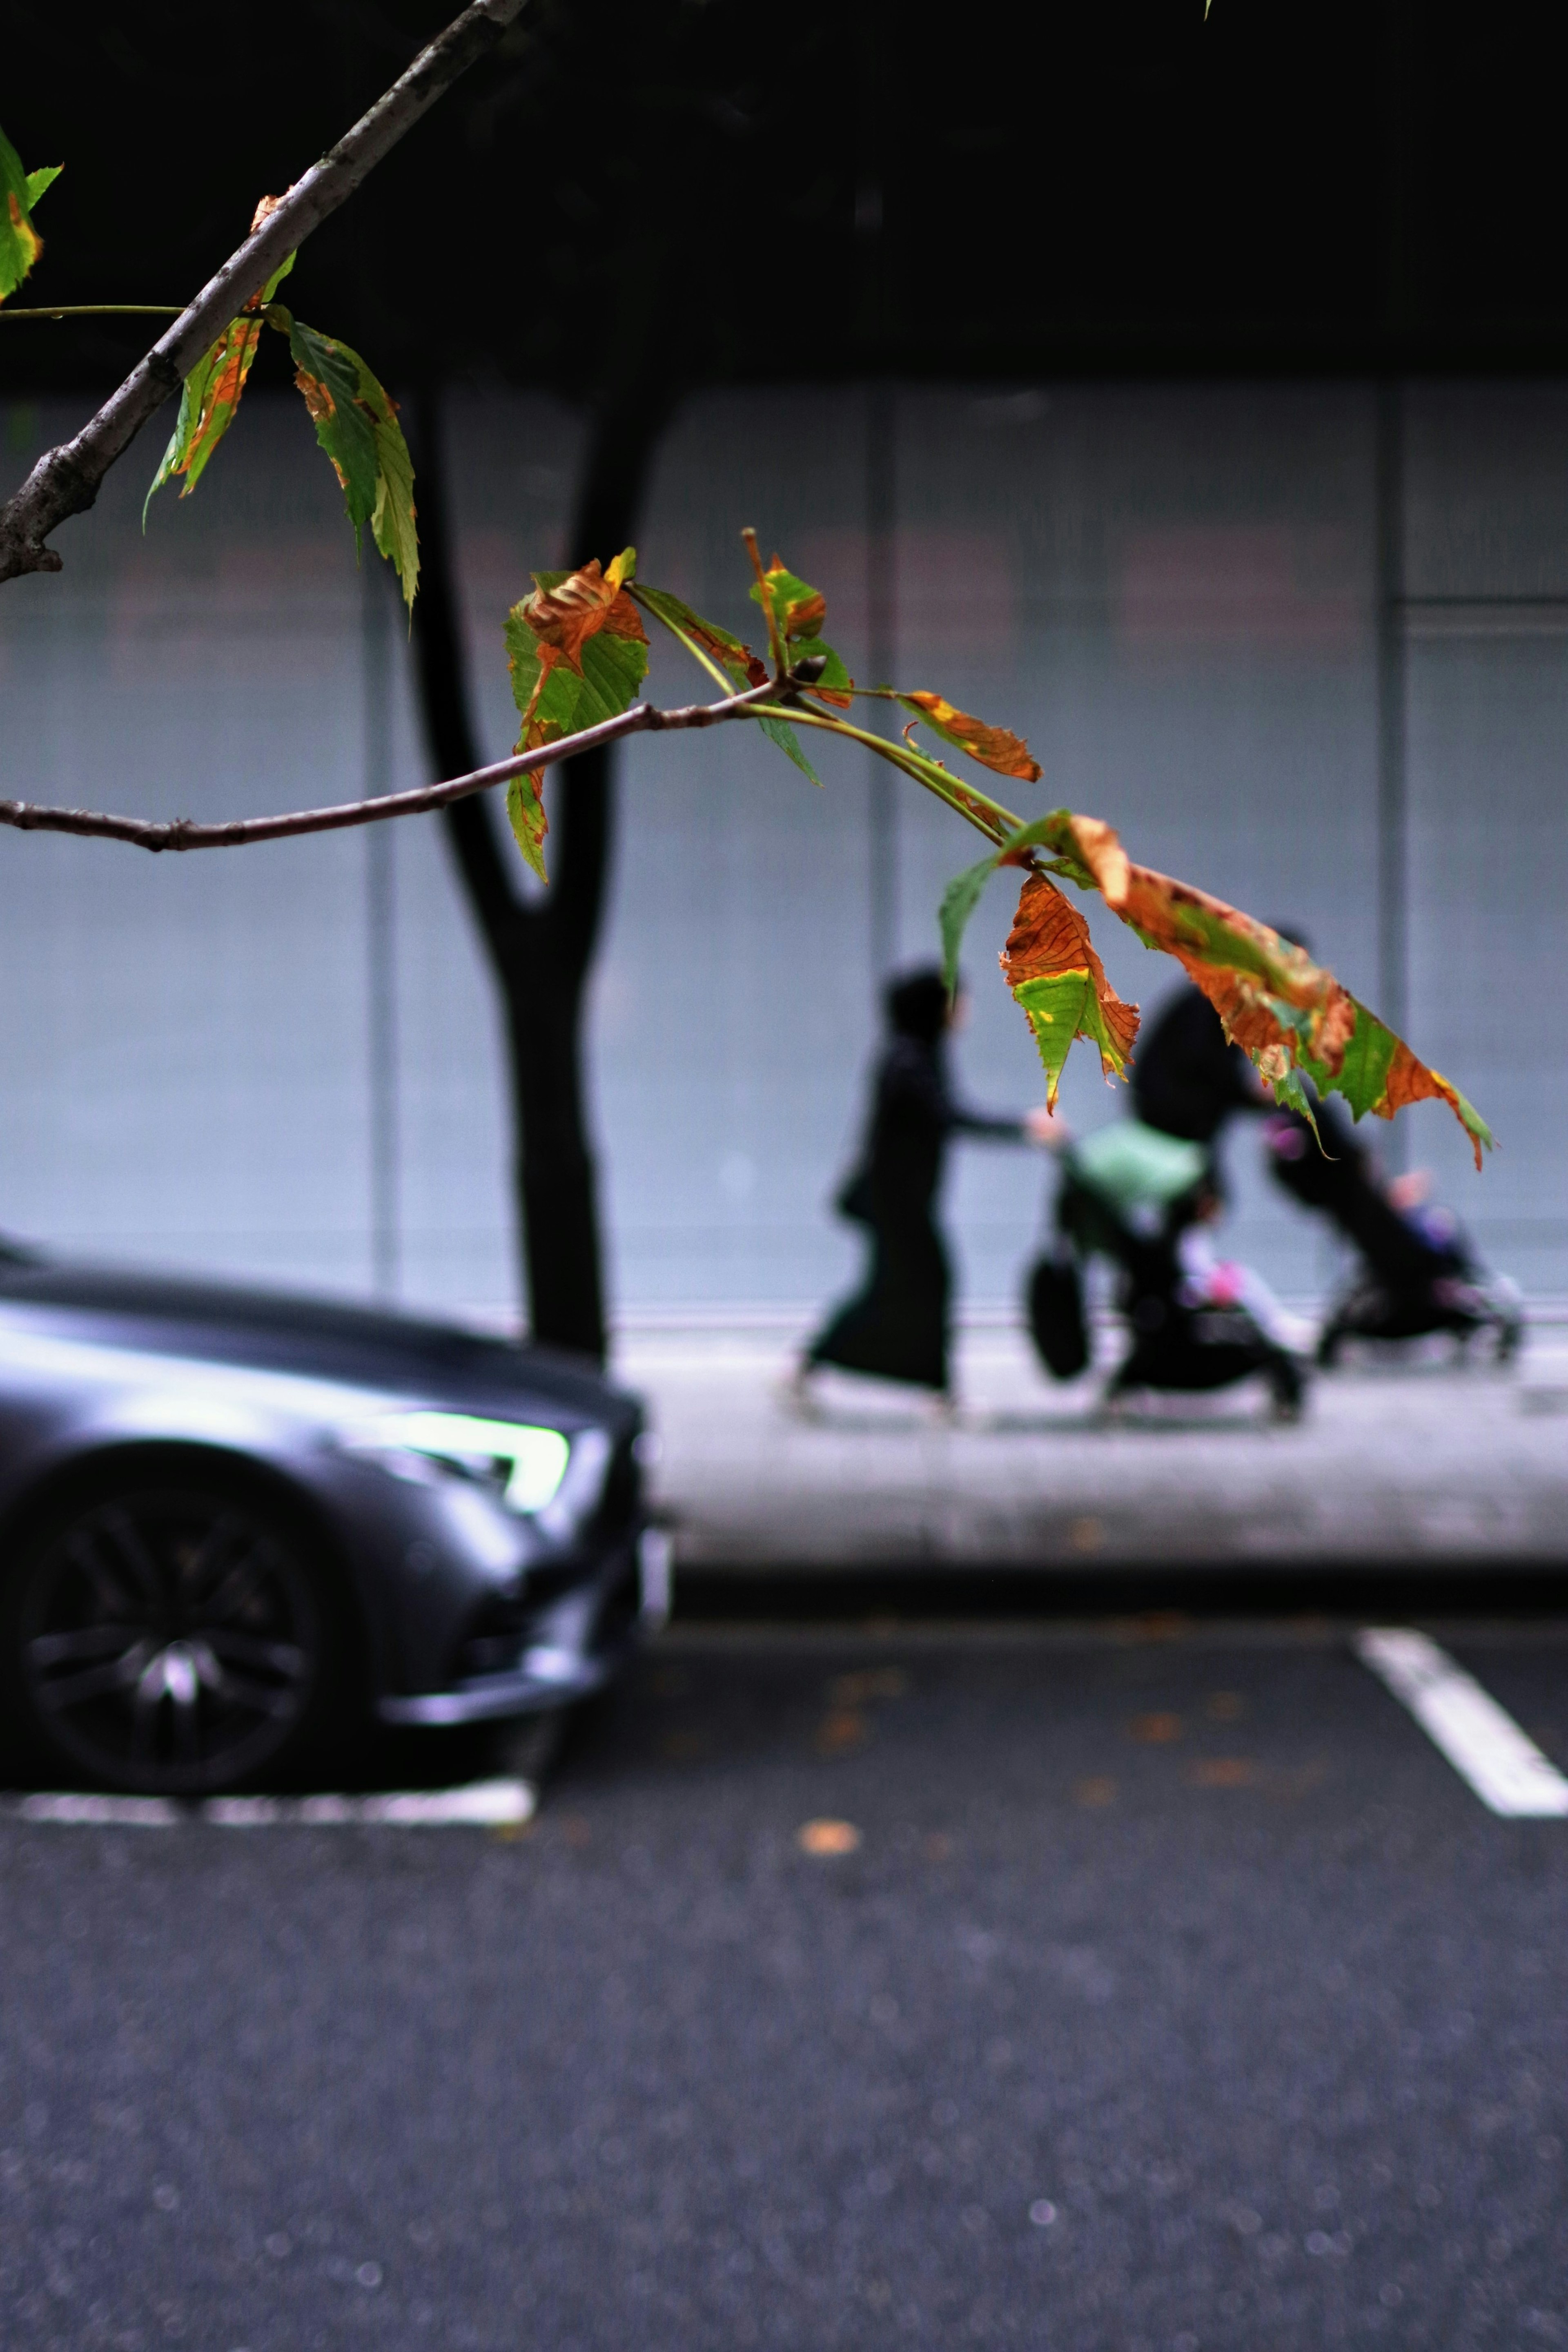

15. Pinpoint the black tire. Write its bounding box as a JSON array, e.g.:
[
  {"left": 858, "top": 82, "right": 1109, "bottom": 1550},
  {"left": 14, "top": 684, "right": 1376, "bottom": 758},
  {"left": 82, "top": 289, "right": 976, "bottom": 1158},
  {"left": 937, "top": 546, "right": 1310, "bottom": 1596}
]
[{"left": 1, "top": 1469, "right": 344, "bottom": 1796}]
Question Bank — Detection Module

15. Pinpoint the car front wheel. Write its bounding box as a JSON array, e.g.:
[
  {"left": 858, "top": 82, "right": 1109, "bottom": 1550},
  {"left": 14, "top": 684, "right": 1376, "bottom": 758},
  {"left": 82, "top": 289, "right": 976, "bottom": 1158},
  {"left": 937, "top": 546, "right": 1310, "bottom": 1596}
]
[{"left": 2, "top": 1474, "right": 341, "bottom": 1796}]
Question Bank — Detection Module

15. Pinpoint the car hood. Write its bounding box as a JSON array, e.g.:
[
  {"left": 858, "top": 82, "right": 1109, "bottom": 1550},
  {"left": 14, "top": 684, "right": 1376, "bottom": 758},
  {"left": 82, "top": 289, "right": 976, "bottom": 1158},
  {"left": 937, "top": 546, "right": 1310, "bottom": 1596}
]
[{"left": 0, "top": 1258, "right": 635, "bottom": 1431}]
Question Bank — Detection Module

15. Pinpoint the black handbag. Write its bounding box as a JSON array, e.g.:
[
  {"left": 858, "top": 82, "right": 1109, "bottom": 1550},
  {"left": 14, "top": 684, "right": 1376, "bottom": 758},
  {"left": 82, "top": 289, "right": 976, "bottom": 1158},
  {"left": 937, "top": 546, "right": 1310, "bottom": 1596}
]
[{"left": 1026, "top": 1250, "right": 1089, "bottom": 1379}]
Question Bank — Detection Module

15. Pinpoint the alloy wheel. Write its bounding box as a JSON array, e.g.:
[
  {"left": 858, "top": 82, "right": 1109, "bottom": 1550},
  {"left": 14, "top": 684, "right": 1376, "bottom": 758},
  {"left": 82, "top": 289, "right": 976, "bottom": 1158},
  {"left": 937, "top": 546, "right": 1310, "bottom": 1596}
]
[{"left": 16, "top": 1485, "right": 324, "bottom": 1794}]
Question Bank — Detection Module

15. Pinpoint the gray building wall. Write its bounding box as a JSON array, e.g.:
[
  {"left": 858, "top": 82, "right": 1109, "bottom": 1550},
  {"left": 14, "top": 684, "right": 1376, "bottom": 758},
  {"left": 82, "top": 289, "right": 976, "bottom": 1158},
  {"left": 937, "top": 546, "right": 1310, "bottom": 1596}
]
[{"left": 1, "top": 382, "right": 1564, "bottom": 1323}]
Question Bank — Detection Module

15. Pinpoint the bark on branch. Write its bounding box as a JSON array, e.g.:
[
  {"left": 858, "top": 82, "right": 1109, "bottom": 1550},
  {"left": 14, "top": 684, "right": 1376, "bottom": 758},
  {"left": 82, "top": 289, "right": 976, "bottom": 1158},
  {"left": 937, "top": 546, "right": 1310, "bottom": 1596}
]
[
  {"left": 0, "top": 683, "right": 784, "bottom": 852},
  {"left": 0, "top": 0, "right": 526, "bottom": 586}
]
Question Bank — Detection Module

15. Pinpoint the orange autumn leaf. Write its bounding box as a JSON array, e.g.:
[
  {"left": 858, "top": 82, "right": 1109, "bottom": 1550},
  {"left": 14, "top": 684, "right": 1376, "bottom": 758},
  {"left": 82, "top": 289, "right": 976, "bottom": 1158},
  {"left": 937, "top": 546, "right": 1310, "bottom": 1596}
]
[{"left": 1055, "top": 812, "right": 1492, "bottom": 1164}]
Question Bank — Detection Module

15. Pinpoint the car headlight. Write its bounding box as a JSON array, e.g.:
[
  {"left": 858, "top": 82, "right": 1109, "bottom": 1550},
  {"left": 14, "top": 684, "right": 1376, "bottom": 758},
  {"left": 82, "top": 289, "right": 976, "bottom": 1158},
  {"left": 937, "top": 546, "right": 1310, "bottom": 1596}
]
[{"left": 350, "top": 1411, "right": 572, "bottom": 1514}]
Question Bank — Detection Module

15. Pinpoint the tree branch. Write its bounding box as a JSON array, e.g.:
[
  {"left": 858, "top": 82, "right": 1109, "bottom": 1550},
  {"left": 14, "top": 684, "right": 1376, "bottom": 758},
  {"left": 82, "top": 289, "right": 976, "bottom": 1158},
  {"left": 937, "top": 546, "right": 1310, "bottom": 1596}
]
[
  {"left": 0, "top": 682, "right": 787, "bottom": 853},
  {"left": 0, "top": 0, "right": 526, "bottom": 587},
  {"left": 405, "top": 387, "right": 522, "bottom": 954}
]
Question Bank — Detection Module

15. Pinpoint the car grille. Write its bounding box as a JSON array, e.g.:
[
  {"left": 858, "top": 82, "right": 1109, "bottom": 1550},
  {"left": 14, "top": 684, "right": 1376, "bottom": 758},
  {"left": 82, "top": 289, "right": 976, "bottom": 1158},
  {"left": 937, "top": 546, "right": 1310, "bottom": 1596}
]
[{"left": 453, "top": 1591, "right": 530, "bottom": 1679}]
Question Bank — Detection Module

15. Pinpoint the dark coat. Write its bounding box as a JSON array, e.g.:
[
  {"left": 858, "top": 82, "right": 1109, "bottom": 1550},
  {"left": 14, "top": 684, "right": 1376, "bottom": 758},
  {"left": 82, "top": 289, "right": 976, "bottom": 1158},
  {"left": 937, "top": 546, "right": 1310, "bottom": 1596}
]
[
  {"left": 809, "top": 1032, "right": 1022, "bottom": 1392},
  {"left": 1131, "top": 985, "right": 1259, "bottom": 1146}
]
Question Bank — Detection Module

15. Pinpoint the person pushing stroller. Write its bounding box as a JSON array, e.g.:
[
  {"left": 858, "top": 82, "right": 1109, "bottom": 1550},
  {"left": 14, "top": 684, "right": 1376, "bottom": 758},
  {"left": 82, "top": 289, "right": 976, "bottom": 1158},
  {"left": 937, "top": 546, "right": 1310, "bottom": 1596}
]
[
  {"left": 1141, "top": 924, "right": 1521, "bottom": 1364},
  {"left": 1029, "top": 1112, "right": 1309, "bottom": 1419},
  {"left": 793, "top": 967, "right": 1054, "bottom": 1413},
  {"left": 1054, "top": 971, "right": 1517, "bottom": 1379},
  {"left": 1027, "top": 968, "right": 1310, "bottom": 1416},
  {"left": 1262, "top": 1092, "right": 1521, "bottom": 1364}
]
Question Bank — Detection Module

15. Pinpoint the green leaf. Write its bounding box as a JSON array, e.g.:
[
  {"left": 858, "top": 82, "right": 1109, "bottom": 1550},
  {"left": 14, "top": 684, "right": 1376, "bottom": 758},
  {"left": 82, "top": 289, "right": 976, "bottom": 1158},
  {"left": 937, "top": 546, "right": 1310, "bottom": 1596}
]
[
  {"left": 789, "top": 634, "right": 854, "bottom": 702},
  {"left": 748, "top": 553, "right": 853, "bottom": 706},
  {"left": 939, "top": 854, "right": 1003, "bottom": 998},
  {"left": 353, "top": 360, "right": 418, "bottom": 611},
  {"left": 1013, "top": 970, "right": 1099, "bottom": 1104},
  {"left": 749, "top": 557, "right": 826, "bottom": 643},
  {"left": 0, "top": 124, "right": 56, "bottom": 303},
  {"left": 1305, "top": 1002, "right": 1397, "bottom": 1122},
  {"left": 144, "top": 317, "right": 265, "bottom": 518},
  {"left": 1268, "top": 1065, "right": 1324, "bottom": 1147},
  {"left": 506, "top": 772, "right": 549, "bottom": 885},
  {"left": 285, "top": 311, "right": 379, "bottom": 533},
  {"left": 1448, "top": 1085, "right": 1496, "bottom": 1161},
  {"left": 279, "top": 309, "right": 417, "bottom": 604},
  {"left": 144, "top": 256, "right": 297, "bottom": 523},
  {"left": 756, "top": 711, "right": 821, "bottom": 784},
  {"left": 935, "top": 814, "right": 1091, "bottom": 997}
]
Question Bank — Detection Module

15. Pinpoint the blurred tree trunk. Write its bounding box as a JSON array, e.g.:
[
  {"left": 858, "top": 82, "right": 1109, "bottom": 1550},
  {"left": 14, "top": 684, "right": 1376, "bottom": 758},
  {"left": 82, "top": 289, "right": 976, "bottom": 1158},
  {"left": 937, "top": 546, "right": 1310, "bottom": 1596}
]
[{"left": 408, "top": 388, "right": 665, "bottom": 1362}]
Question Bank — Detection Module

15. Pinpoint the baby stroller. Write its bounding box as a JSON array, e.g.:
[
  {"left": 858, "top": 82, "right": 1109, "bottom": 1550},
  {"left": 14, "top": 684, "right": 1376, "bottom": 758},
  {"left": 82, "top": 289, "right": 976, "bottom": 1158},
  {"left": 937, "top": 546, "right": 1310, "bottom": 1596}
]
[
  {"left": 1263, "top": 1099, "right": 1521, "bottom": 1367},
  {"left": 1027, "top": 1121, "right": 1307, "bottom": 1419}
]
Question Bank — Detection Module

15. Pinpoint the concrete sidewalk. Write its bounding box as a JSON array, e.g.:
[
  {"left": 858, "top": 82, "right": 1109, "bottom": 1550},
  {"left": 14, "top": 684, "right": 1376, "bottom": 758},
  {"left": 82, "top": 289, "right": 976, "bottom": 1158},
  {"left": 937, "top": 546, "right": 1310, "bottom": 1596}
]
[{"left": 617, "top": 1316, "right": 1568, "bottom": 1572}]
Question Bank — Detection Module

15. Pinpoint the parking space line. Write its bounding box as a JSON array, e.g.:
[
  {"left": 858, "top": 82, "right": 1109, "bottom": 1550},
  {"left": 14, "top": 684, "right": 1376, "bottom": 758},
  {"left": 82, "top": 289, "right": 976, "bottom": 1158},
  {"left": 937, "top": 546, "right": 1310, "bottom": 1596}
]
[
  {"left": 1355, "top": 1629, "right": 1568, "bottom": 1818},
  {"left": 7, "top": 1777, "right": 536, "bottom": 1830}
]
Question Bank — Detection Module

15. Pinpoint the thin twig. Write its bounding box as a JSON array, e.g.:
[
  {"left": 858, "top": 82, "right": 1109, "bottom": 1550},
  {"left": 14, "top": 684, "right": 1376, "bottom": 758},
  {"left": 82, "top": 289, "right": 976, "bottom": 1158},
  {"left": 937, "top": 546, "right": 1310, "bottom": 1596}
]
[
  {"left": 0, "top": 0, "right": 525, "bottom": 586},
  {"left": 0, "top": 306, "right": 187, "bottom": 321},
  {"left": 0, "top": 681, "right": 784, "bottom": 853}
]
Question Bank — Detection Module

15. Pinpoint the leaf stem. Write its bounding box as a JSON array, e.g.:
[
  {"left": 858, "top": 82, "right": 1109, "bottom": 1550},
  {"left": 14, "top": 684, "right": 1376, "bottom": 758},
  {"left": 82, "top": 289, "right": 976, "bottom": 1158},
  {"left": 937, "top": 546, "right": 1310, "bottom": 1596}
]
[
  {"left": 740, "top": 526, "right": 785, "bottom": 675},
  {"left": 766, "top": 704, "right": 1023, "bottom": 845}
]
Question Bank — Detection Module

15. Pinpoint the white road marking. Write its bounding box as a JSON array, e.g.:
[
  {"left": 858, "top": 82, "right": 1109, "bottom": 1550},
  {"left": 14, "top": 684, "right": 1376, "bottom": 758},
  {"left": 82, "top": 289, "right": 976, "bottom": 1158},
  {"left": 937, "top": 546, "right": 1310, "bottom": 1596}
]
[
  {"left": 1355, "top": 1629, "right": 1568, "bottom": 1818},
  {"left": 8, "top": 1777, "right": 536, "bottom": 1829},
  {"left": 14, "top": 1792, "right": 182, "bottom": 1828}
]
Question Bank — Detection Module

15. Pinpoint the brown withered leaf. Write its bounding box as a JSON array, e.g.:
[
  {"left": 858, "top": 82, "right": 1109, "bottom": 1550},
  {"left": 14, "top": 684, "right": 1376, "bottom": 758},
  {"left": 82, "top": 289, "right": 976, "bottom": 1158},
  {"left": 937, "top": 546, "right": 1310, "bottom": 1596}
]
[
  {"left": 1130, "top": 1713, "right": 1183, "bottom": 1744},
  {"left": 797, "top": 1819, "right": 862, "bottom": 1856},
  {"left": 1000, "top": 873, "right": 1140, "bottom": 1107},
  {"left": 503, "top": 550, "right": 649, "bottom": 879},
  {"left": 519, "top": 552, "right": 646, "bottom": 696},
  {"left": 897, "top": 693, "right": 1042, "bottom": 782}
]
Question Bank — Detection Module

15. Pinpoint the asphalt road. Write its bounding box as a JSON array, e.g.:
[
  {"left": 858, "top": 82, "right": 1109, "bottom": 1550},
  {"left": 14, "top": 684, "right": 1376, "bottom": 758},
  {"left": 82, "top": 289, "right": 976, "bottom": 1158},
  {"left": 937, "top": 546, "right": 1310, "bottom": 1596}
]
[{"left": 4, "top": 1618, "right": 1568, "bottom": 2350}]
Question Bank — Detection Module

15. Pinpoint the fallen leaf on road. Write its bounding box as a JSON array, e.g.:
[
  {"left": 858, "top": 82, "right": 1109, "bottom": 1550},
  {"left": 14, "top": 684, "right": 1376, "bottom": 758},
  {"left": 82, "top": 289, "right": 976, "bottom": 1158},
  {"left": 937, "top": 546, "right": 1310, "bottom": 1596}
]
[
  {"left": 798, "top": 1818, "right": 862, "bottom": 1856},
  {"left": 1130, "top": 1713, "right": 1183, "bottom": 1744},
  {"left": 1187, "top": 1757, "right": 1259, "bottom": 1788},
  {"left": 1074, "top": 1777, "right": 1117, "bottom": 1808},
  {"left": 1116, "top": 1612, "right": 1191, "bottom": 1644},
  {"left": 1206, "top": 1692, "right": 1245, "bottom": 1721},
  {"left": 829, "top": 1668, "right": 910, "bottom": 1704},
  {"left": 816, "top": 1709, "right": 871, "bottom": 1755}
]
